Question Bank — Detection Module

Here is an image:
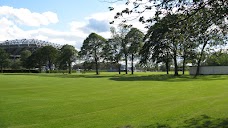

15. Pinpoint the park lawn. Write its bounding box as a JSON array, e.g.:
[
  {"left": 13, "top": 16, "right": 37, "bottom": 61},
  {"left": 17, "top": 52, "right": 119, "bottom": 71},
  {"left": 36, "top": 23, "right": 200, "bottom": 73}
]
[{"left": 0, "top": 72, "right": 227, "bottom": 128}]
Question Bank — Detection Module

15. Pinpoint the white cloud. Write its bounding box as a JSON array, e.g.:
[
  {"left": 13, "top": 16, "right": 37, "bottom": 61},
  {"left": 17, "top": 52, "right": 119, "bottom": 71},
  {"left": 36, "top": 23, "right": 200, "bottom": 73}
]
[
  {"left": 0, "top": 6, "right": 58, "bottom": 27},
  {"left": 0, "top": 17, "right": 30, "bottom": 40},
  {"left": 0, "top": 3, "right": 156, "bottom": 50}
]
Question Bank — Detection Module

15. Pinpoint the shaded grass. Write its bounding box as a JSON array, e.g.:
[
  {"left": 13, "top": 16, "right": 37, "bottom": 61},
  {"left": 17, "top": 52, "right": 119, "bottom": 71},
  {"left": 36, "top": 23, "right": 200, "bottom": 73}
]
[{"left": 0, "top": 72, "right": 228, "bottom": 128}]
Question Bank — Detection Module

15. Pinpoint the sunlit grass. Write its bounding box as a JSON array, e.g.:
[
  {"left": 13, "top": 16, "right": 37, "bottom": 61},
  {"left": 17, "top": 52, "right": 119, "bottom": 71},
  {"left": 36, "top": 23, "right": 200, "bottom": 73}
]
[{"left": 0, "top": 72, "right": 227, "bottom": 128}]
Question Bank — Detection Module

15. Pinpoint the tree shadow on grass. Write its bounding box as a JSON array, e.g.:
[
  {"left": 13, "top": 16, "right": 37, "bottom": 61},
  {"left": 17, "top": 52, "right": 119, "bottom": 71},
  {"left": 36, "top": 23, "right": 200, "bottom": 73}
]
[
  {"left": 109, "top": 74, "right": 227, "bottom": 82},
  {"left": 180, "top": 115, "right": 228, "bottom": 128},
  {"left": 2, "top": 73, "right": 227, "bottom": 82},
  {"left": 117, "top": 115, "right": 228, "bottom": 128},
  {"left": 38, "top": 74, "right": 115, "bottom": 79}
]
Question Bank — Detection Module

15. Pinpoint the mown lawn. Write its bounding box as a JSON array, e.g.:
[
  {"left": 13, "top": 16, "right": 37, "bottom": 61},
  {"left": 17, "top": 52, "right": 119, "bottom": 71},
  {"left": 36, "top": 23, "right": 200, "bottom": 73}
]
[{"left": 0, "top": 72, "right": 227, "bottom": 128}]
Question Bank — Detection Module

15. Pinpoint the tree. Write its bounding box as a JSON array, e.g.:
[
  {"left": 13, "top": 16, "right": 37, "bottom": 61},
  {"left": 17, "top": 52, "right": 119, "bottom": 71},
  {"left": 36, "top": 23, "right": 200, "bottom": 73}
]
[
  {"left": 59, "top": 44, "right": 77, "bottom": 74},
  {"left": 30, "top": 48, "right": 44, "bottom": 73},
  {"left": 40, "top": 46, "right": 58, "bottom": 72},
  {"left": 20, "top": 50, "right": 32, "bottom": 69},
  {"left": 188, "top": 8, "right": 227, "bottom": 76},
  {"left": 109, "top": 0, "right": 227, "bottom": 76},
  {"left": 108, "top": 26, "right": 125, "bottom": 74},
  {"left": 141, "top": 14, "right": 182, "bottom": 75},
  {"left": 81, "top": 33, "right": 107, "bottom": 75},
  {"left": 109, "top": 0, "right": 227, "bottom": 29},
  {"left": 10, "top": 59, "right": 21, "bottom": 70},
  {"left": 112, "top": 24, "right": 131, "bottom": 74},
  {"left": 0, "top": 48, "right": 9, "bottom": 73},
  {"left": 141, "top": 19, "right": 172, "bottom": 74},
  {"left": 102, "top": 39, "right": 120, "bottom": 72},
  {"left": 125, "top": 28, "right": 144, "bottom": 74},
  {"left": 205, "top": 51, "right": 228, "bottom": 66},
  {"left": 102, "top": 39, "right": 116, "bottom": 63}
]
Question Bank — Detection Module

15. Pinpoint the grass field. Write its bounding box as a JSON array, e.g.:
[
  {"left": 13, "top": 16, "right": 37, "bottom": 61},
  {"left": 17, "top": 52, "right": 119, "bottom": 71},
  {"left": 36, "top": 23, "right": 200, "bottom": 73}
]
[{"left": 0, "top": 72, "right": 228, "bottom": 128}]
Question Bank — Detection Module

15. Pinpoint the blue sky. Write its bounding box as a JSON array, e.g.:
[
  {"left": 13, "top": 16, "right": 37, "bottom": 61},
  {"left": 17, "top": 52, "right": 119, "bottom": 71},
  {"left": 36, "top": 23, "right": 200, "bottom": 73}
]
[
  {"left": 0, "top": 0, "right": 112, "bottom": 29},
  {"left": 0, "top": 0, "right": 147, "bottom": 49}
]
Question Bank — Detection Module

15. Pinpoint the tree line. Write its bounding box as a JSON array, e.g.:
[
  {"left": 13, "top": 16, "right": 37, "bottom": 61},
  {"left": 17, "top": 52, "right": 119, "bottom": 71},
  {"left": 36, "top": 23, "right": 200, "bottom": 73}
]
[
  {"left": 0, "top": 44, "right": 77, "bottom": 74},
  {"left": 108, "top": 0, "right": 227, "bottom": 76},
  {"left": 0, "top": 21, "right": 227, "bottom": 75},
  {"left": 0, "top": 0, "right": 227, "bottom": 75}
]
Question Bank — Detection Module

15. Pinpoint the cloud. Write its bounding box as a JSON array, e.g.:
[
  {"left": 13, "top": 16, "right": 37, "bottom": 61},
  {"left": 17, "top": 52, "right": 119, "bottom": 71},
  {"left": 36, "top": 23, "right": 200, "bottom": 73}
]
[
  {"left": 85, "top": 19, "right": 110, "bottom": 32},
  {"left": 0, "top": 6, "right": 58, "bottom": 27},
  {"left": 0, "top": 6, "right": 83, "bottom": 49},
  {"left": 85, "top": 2, "right": 156, "bottom": 33},
  {"left": 0, "top": 2, "right": 157, "bottom": 50},
  {"left": 0, "top": 17, "right": 30, "bottom": 40}
]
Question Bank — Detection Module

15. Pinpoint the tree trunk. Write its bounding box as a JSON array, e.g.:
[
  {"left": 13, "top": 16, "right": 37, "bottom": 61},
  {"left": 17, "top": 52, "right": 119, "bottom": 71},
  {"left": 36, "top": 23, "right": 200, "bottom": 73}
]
[
  {"left": 182, "top": 50, "right": 186, "bottom": 75},
  {"left": 131, "top": 54, "right": 134, "bottom": 75},
  {"left": 48, "top": 60, "right": 51, "bottom": 73},
  {"left": 173, "top": 50, "right": 178, "bottom": 76},
  {"left": 125, "top": 54, "right": 128, "bottom": 74},
  {"left": 166, "top": 52, "right": 169, "bottom": 75},
  {"left": 1, "top": 64, "right": 3, "bottom": 73},
  {"left": 39, "top": 65, "right": 42, "bottom": 73},
  {"left": 68, "top": 62, "right": 72, "bottom": 74},
  {"left": 166, "top": 61, "right": 169, "bottom": 75},
  {"left": 95, "top": 57, "right": 99, "bottom": 75},
  {"left": 195, "top": 42, "right": 207, "bottom": 77},
  {"left": 118, "top": 63, "right": 121, "bottom": 74},
  {"left": 38, "top": 61, "right": 42, "bottom": 73}
]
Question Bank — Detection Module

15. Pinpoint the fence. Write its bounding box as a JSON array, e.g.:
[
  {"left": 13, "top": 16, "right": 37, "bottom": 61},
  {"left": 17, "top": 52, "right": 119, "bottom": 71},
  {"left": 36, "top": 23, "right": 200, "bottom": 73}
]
[{"left": 189, "top": 66, "right": 228, "bottom": 75}]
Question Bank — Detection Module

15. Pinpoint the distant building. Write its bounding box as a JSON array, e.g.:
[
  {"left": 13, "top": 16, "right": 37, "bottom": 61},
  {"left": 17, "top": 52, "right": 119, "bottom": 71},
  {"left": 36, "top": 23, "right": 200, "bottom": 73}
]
[{"left": 0, "top": 39, "right": 61, "bottom": 59}]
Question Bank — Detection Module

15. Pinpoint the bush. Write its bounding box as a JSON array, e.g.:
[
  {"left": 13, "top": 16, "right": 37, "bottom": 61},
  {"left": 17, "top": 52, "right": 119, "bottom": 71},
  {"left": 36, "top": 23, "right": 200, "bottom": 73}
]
[{"left": 2, "top": 70, "right": 39, "bottom": 73}]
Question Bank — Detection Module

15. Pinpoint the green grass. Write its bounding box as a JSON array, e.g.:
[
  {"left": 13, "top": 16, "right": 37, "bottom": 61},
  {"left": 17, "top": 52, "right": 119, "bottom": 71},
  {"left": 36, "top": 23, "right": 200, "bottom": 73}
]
[{"left": 0, "top": 72, "right": 227, "bottom": 128}]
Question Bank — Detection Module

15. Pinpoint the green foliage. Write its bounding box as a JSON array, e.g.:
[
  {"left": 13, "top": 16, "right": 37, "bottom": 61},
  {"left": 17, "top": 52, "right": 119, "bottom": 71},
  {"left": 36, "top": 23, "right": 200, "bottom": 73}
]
[
  {"left": 125, "top": 27, "right": 144, "bottom": 74},
  {"left": 81, "top": 33, "right": 107, "bottom": 75},
  {"left": 110, "top": 0, "right": 227, "bottom": 29},
  {"left": 205, "top": 51, "right": 228, "bottom": 66},
  {"left": 141, "top": 14, "right": 182, "bottom": 75},
  {"left": 102, "top": 39, "right": 116, "bottom": 62},
  {"left": 9, "top": 59, "right": 21, "bottom": 70},
  {"left": 40, "top": 46, "right": 59, "bottom": 71},
  {"left": 126, "top": 28, "right": 144, "bottom": 55},
  {"left": 26, "top": 48, "right": 46, "bottom": 72},
  {"left": 0, "top": 48, "right": 9, "bottom": 73},
  {"left": 20, "top": 50, "right": 32, "bottom": 69},
  {"left": 25, "top": 46, "right": 59, "bottom": 72},
  {"left": 110, "top": 0, "right": 227, "bottom": 76},
  {"left": 59, "top": 44, "right": 78, "bottom": 74}
]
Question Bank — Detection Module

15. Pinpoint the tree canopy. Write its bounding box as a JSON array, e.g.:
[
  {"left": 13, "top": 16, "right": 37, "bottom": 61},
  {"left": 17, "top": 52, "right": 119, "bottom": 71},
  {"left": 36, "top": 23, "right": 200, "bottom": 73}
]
[
  {"left": 0, "top": 48, "right": 9, "bottom": 73},
  {"left": 81, "top": 33, "right": 107, "bottom": 75},
  {"left": 125, "top": 27, "right": 144, "bottom": 74},
  {"left": 59, "top": 44, "right": 78, "bottom": 74}
]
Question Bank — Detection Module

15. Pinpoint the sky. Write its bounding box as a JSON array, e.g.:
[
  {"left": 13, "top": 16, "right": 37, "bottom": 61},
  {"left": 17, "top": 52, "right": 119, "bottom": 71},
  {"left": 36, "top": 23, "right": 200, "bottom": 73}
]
[{"left": 0, "top": 0, "right": 153, "bottom": 50}]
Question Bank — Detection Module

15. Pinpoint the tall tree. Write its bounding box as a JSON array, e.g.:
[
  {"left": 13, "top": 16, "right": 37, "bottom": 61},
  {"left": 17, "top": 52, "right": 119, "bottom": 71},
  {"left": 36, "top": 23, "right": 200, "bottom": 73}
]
[
  {"left": 0, "top": 48, "right": 9, "bottom": 73},
  {"left": 108, "top": 26, "right": 125, "bottom": 74},
  {"left": 116, "top": 24, "right": 131, "bottom": 74},
  {"left": 102, "top": 39, "right": 116, "bottom": 63},
  {"left": 59, "top": 44, "right": 77, "bottom": 74},
  {"left": 40, "top": 46, "right": 58, "bottom": 72},
  {"left": 188, "top": 8, "right": 227, "bottom": 76},
  {"left": 125, "top": 28, "right": 144, "bottom": 74},
  {"left": 108, "top": 0, "right": 227, "bottom": 76},
  {"left": 81, "top": 33, "right": 107, "bottom": 75},
  {"left": 141, "top": 14, "right": 181, "bottom": 76}
]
